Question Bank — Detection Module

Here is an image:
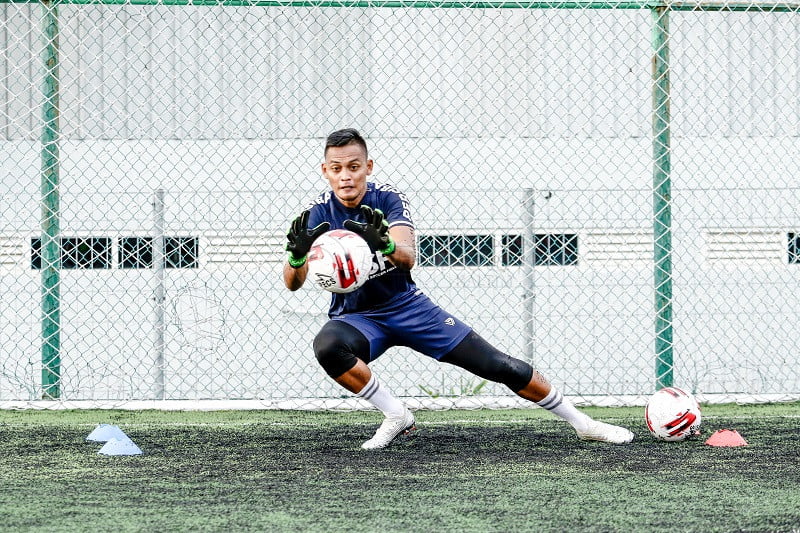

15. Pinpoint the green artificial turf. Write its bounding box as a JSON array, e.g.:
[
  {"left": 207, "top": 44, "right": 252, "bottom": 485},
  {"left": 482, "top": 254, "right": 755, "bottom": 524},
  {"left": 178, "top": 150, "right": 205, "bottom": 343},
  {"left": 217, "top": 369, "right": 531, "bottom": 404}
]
[{"left": 0, "top": 403, "right": 798, "bottom": 532}]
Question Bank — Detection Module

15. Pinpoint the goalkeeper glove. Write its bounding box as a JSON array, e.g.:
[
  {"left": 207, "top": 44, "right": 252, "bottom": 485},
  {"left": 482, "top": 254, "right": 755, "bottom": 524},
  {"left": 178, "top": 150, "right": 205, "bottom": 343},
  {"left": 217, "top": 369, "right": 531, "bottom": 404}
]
[
  {"left": 285, "top": 210, "right": 330, "bottom": 268},
  {"left": 344, "top": 205, "right": 396, "bottom": 256}
]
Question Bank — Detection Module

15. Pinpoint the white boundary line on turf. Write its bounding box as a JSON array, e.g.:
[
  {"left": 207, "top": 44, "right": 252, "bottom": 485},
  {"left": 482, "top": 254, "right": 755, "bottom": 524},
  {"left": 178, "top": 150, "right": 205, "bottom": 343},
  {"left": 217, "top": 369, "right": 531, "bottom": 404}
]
[
  {"left": 1, "top": 414, "right": 797, "bottom": 430},
  {"left": 0, "top": 393, "right": 798, "bottom": 411}
]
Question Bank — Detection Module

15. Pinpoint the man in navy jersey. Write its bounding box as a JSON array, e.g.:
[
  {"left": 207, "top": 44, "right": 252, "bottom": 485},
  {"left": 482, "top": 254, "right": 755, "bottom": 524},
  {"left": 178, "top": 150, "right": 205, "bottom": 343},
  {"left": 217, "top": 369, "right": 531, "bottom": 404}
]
[{"left": 284, "top": 128, "right": 634, "bottom": 449}]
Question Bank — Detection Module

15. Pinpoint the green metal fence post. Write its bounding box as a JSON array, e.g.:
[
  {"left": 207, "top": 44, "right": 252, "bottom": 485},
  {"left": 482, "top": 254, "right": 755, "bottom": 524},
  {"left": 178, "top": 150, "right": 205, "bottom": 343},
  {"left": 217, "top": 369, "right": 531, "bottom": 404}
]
[
  {"left": 41, "top": 0, "right": 61, "bottom": 399},
  {"left": 652, "top": 5, "right": 673, "bottom": 390}
]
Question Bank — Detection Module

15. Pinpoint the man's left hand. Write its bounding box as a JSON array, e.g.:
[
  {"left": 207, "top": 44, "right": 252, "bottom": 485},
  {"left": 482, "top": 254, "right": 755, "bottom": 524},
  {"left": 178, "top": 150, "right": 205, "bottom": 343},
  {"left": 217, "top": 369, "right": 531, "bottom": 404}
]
[{"left": 344, "top": 205, "right": 396, "bottom": 255}]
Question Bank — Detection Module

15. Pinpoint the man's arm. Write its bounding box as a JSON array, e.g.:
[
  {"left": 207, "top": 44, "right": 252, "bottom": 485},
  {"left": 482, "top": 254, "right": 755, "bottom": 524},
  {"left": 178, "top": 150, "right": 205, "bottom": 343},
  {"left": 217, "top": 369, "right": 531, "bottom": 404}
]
[
  {"left": 385, "top": 225, "right": 415, "bottom": 270},
  {"left": 283, "top": 261, "right": 308, "bottom": 291}
]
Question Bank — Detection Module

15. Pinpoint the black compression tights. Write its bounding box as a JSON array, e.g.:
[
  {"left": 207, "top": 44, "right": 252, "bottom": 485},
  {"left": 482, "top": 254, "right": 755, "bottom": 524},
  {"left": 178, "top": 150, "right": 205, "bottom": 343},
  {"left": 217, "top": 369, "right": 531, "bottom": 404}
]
[
  {"left": 313, "top": 321, "right": 534, "bottom": 392},
  {"left": 440, "top": 331, "right": 534, "bottom": 393}
]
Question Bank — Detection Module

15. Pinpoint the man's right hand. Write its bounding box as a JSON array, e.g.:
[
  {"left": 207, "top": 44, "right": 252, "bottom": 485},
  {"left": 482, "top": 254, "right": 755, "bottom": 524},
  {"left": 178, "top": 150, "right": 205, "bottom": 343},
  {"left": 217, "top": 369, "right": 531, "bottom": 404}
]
[{"left": 285, "top": 210, "right": 330, "bottom": 268}]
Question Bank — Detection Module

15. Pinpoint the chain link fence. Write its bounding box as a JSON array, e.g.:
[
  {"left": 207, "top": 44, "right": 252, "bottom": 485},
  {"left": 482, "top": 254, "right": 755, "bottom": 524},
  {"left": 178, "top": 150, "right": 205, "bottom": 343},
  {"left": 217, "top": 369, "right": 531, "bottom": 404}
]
[{"left": 1, "top": 1, "right": 799, "bottom": 407}]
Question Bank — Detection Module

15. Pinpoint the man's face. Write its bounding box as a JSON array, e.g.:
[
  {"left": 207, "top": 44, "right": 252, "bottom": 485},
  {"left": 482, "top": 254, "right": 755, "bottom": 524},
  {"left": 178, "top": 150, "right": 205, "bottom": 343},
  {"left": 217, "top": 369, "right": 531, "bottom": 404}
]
[{"left": 322, "top": 143, "right": 373, "bottom": 209}]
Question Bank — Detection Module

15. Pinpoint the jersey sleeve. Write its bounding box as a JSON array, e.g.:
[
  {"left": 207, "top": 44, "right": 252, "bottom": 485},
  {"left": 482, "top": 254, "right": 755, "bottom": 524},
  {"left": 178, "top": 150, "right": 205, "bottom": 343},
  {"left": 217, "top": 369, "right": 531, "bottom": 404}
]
[{"left": 376, "top": 184, "right": 414, "bottom": 229}]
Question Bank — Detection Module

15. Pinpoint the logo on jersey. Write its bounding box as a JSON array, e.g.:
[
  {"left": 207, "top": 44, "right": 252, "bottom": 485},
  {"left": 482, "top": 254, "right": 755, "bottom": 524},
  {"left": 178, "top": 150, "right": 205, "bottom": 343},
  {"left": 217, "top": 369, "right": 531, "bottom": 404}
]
[
  {"left": 367, "top": 251, "right": 395, "bottom": 280},
  {"left": 376, "top": 183, "right": 414, "bottom": 225},
  {"left": 444, "top": 317, "right": 455, "bottom": 326},
  {"left": 304, "top": 191, "right": 332, "bottom": 210}
]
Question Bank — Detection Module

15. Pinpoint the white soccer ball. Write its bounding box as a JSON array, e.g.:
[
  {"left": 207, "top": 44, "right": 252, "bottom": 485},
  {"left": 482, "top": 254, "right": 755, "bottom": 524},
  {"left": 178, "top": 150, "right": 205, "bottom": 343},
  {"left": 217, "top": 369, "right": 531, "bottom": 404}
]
[
  {"left": 306, "top": 229, "right": 373, "bottom": 294},
  {"left": 645, "top": 387, "right": 702, "bottom": 442}
]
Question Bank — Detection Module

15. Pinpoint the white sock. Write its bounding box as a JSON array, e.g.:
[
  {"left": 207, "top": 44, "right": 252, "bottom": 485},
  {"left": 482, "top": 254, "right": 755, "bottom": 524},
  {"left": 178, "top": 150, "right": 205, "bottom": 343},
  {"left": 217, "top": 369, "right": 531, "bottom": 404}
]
[
  {"left": 357, "top": 374, "right": 405, "bottom": 418},
  {"left": 536, "top": 388, "right": 592, "bottom": 433}
]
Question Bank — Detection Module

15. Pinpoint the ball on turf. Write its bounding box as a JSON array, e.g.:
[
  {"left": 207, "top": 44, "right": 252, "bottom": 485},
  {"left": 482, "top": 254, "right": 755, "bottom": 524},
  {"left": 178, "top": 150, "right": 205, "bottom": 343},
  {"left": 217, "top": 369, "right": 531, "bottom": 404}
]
[
  {"left": 645, "top": 387, "right": 702, "bottom": 441},
  {"left": 306, "top": 229, "right": 373, "bottom": 294}
]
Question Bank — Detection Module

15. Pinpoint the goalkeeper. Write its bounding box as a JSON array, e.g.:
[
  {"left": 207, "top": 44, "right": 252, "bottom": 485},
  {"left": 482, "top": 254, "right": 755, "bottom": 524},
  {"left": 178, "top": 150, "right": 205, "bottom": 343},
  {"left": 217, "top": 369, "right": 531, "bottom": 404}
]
[{"left": 283, "top": 128, "right": 634, "bottom": 449}]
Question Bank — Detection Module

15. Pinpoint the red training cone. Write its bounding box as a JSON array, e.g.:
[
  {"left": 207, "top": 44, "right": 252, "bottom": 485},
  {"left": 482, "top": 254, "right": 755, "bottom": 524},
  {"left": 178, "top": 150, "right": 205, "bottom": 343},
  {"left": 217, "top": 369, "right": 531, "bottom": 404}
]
[{"left": 705, "top": 429, "right": 748, "bottom": 447}]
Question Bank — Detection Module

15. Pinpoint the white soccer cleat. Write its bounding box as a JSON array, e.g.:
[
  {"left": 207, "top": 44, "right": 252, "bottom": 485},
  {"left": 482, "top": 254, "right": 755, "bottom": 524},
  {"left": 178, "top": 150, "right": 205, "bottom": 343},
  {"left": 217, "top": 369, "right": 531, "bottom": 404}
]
[
  {"left": 361, "top": 408, "right": 416, "bottom": 450},
  {"left": 576, "top": 420, "right": 635, "bottom": 444}
]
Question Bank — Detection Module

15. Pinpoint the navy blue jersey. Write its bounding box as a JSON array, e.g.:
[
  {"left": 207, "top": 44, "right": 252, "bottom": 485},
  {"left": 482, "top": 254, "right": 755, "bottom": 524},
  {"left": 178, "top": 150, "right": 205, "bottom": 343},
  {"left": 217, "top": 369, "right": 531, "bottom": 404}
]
[{"left": 306, "top": 183, "right": 417, "bottom": 316}]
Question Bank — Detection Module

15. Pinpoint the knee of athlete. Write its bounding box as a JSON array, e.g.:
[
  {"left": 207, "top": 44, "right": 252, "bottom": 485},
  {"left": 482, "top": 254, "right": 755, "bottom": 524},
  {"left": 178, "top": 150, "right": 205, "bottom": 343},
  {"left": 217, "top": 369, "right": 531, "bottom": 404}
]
[
  {"left": 313, "top": 330, "right": 360, "bottom": 379},
  {"left": 489, "top": 353, "right": 534, "bottom": 392}
]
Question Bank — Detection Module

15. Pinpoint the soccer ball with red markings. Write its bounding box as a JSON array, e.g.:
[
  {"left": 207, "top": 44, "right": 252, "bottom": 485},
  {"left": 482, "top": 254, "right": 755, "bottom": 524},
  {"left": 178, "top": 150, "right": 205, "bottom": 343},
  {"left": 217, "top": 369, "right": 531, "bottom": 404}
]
[
  {"left": 306, "top": 229, "right": 373, "bottom": 294},
  {"left": 645, "top": 387, "right": 702, "bottom": 442}
]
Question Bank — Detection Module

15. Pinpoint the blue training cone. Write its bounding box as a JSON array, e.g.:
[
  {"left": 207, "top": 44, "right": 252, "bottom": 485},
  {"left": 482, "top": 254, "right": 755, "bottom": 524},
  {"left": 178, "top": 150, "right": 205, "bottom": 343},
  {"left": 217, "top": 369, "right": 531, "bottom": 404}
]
[
  {"left": 86, "top": 424, "right": 129, "bottom": 443},
  {"left": 98, "top": 437, "right": 143, "bottom": 456}
]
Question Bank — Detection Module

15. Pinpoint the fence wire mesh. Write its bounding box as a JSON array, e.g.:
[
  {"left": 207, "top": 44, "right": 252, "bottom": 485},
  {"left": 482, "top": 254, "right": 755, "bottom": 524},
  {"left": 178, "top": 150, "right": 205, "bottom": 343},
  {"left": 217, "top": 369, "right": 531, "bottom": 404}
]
[{"left": 1, "top": 1, "right": 799, "bottom": 407}]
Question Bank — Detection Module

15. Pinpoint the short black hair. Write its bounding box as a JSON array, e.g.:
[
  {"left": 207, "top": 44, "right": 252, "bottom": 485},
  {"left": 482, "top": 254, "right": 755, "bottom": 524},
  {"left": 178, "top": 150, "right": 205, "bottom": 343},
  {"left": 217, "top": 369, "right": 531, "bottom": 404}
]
[{"left": 324, "top": 128, "right": 368, "bottom": 158}]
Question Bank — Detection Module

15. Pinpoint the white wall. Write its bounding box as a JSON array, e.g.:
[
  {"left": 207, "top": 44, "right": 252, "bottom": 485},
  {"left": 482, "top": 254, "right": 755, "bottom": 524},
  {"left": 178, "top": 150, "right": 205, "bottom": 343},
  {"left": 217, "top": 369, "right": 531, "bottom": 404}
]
[
  {"left": 1, "top": 5, "right": 800, "bottom": 400},
  {"left": 2, "top": 136, "right": 800, "bottom": 400},
  {"left": 4, "top": 7, "right": 800, "bottom": 140}
]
